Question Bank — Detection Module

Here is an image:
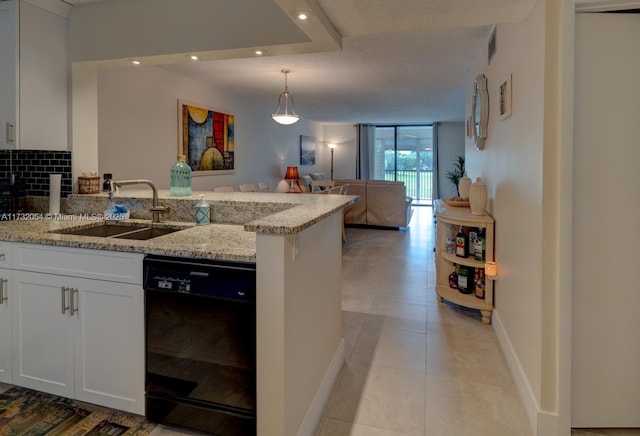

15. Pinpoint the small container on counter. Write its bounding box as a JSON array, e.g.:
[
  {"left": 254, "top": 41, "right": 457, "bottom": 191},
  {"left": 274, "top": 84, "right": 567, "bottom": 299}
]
[
  {"left": 195, "top": 195, "right": 210, "bottom": 225},
  {"left": 78, "top": 172, "right": 100, "bottom": 194}
]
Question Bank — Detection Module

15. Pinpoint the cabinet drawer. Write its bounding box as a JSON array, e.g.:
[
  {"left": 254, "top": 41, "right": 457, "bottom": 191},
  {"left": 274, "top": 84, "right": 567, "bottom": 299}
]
[{"left": 13, "top": 243, "right": 142, "bottom": 284}]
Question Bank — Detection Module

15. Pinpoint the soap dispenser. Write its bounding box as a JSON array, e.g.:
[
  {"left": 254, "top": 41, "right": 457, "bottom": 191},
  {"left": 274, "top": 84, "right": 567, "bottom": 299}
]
[{"left": 195, "top": 195, "right": 210, "bottom": 225}]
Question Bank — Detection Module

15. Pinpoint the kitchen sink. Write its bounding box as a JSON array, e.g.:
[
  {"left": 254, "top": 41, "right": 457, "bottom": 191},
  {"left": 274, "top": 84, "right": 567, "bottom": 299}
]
[
  {"left": 53, "top": 222, "right": 188, "bottom": 240},
  {"left": 113, "top": 227, "right": 180, "bottom": 240}
]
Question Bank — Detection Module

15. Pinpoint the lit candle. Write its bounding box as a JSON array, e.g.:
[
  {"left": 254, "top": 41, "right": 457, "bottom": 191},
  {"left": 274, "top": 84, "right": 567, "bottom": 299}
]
[{"left": 485, "top": 261, "right": 498, "bottom": 279}]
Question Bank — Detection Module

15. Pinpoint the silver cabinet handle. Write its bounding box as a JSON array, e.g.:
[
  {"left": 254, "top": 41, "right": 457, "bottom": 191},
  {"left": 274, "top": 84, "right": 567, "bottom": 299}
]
[
  {"left": 5, "top": 122, "right": 14, "bottom": 144},
  {"left": 0, "top": 278, "right": 7, "bottom": 304},
  {"left": 61, "top": 286, "right": 70, "bottom": 314},
  {"left": 70, "top": 288, "right": 79, "bottom": 316}
]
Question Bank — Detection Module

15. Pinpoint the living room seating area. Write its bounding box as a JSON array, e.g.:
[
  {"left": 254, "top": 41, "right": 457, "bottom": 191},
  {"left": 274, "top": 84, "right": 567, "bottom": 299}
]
[{"left": 334, "top": 179, "right": 413, "bottom": 228}]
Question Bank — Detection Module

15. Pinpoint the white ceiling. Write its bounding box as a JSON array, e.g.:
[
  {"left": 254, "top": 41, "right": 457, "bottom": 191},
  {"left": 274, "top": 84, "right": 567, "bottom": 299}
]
[{"left": 65, "top": 0, "right": 538, "bottom": 124}]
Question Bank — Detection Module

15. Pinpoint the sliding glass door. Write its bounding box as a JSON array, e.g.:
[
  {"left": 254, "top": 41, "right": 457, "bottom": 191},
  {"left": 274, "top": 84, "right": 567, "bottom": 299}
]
[{"left": 374, "top": 125, "right": 433, "bottom": 204}]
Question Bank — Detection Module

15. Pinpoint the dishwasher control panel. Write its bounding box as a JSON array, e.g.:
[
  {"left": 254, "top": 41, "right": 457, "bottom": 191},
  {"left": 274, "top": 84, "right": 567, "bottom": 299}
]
[
  {"left": 143, "top": 255, "right": 256, "bottom": 301},
  {"left": 155, "top": 277, "right": 191, "bottom": 293}
]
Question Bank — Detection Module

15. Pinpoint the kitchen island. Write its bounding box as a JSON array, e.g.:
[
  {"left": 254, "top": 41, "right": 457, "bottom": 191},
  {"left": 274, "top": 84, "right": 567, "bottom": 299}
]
[{"left": 0, "top": 190, "right": 357, "bottom": 436}]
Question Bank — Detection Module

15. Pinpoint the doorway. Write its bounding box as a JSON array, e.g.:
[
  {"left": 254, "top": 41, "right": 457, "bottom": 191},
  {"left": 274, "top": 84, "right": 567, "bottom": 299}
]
[{"left": 373, "top": 125, "right": 433, "bottom": 204}]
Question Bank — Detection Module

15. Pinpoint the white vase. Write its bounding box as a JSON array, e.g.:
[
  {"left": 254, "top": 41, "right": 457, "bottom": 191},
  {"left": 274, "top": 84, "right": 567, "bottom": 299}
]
[
  {"left": 458, "top": 174, "right": 471, "bottom": 199},
  {"left": 469, "top": 177, "right": 487, "bottom": 215}
]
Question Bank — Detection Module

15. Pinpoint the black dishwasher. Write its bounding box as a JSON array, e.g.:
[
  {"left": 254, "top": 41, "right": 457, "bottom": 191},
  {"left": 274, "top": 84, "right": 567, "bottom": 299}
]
[{"left": 143, "top": 254, "right": 256, "bottom": 436}]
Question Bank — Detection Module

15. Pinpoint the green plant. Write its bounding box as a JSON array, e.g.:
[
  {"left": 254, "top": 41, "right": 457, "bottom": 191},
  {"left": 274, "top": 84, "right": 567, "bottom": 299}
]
[{"left": 445, "top": 155, "right": 465, "bottom": 196}]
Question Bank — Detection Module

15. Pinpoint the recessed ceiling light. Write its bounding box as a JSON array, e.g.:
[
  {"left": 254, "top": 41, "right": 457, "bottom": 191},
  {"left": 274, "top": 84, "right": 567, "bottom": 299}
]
[
  {"left": 293, "top": 10, "right": 311, "bottom": 21},
  {"left": 254, "top": 49, "right": 267, "bottom": 56},
  {"left": 131, "top": 59, "right": 141, "bottom": 65},
  {"left": 189, "top": 55, "right": 199, "bottom": 61}
]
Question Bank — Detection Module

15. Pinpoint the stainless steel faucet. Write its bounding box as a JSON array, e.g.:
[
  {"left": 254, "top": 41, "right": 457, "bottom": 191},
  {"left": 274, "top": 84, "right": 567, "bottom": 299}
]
[{"left": 109, "top": 179, "right": 169, "bottom": 223}]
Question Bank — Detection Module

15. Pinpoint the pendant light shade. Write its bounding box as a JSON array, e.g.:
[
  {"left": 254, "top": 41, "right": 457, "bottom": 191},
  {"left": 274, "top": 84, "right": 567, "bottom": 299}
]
[{"left": 271, "top": 69, "right": 301, "bottom": 125}]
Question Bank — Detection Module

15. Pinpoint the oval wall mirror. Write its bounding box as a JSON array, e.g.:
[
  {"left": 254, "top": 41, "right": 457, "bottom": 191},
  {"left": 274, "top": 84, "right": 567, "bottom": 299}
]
[{"left": 472, "top": 74, "right": 489, "bottom": 150}]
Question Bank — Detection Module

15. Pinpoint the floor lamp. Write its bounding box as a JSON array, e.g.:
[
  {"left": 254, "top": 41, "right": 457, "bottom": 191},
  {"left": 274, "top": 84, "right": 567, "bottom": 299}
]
[{"left": 327, "top": 143, "right": 336, "bottom": 180}]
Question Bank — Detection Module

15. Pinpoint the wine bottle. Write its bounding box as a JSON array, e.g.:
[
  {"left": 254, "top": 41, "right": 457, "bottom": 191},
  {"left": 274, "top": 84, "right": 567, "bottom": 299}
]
[
  {"left": 457, "top": 265, "right": 474, "bottom": 294},
  {"left": 455, "top": 226, "right": 469, "bottom": 258},
  {"left": 475, "top": 268, "right": 485, "bottom": 299},
  {"left": 449, "top": 264, "right": 458, "bottom": 289}
]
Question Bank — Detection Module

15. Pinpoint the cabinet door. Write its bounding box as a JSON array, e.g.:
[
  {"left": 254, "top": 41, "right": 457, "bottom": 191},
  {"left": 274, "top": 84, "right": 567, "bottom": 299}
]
[
  {"left": 0, "top": 269, "right": 11, "bottom": 383},
  {"left": 0, "top": 0, "right": 18, "bottom": 150},
  {"left": 19, "top": 1, "right": 68, "bottom": 150},
  {"left": 11, "top": 270, "right": 74, "bottom": 397},
  {"left": 73, "top": 277, "right": 145, "bottom": 415}
]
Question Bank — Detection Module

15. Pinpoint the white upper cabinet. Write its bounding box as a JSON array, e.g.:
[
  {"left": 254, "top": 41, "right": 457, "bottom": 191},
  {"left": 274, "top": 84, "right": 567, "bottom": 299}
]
[
  {"left": 0, "top": 0, "right": 68, "bottom": 150},
  {"left": 0, "top": 1, "right": 18, "bottom": 149}
]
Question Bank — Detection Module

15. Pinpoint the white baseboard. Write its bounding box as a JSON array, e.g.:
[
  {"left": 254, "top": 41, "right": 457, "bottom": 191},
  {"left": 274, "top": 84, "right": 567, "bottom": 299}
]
[
  {"left": 492, "top": 310, "right": 558, "bottom": 436},
  {"left": 296, "top": 339, "right": 345, "bottom": 436}
]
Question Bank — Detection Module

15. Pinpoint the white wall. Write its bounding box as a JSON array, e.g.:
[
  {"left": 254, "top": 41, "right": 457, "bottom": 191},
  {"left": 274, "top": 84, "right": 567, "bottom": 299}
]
[
  {"left": 437, "top": 122, "right": 465, "bottom": 199},
  {"left": 464, "top": 0, "right": 548, "bottom": 432},
  {"left": 97, "top": 65, "right": 326, "bottom": 192},
  {"left": 256, "top": 213, "right": 343, "bottom": 435},
  {"left": 323, "top": 124, "right": 356, "bottom": 179}
]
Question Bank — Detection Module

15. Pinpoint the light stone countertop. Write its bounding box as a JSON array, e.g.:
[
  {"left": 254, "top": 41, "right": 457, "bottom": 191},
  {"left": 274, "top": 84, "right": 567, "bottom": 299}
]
[{"left": 1, "top": 190, "right": 358, "bottom": 262}]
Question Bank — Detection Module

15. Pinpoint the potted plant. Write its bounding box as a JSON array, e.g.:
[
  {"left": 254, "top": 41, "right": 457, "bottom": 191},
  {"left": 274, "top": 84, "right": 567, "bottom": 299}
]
[{"left": 445, "top": 155, "right": 465, "bottom": 197}]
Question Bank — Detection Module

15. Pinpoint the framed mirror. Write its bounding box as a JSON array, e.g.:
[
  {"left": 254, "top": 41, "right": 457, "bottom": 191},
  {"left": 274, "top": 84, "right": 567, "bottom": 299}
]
[{"left": 472, "top": 74, "right": 489, "bottom": 150}]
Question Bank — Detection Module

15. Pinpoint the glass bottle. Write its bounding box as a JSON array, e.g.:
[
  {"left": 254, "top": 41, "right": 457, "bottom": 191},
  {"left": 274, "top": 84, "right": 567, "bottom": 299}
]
[
  {"left": 457, "top": 266, "right": 474, "bottom": 294},
  {"left": 448, "top": 264, "right": 458, "bottom": 289},
  {"left": 455, "top": 226, "right": 469, "bottom": 258},
  {"left": 170, "top": 155, "right": 192, "bottom": 197},
  {"left": 475, "top": 268, "right": 485, "bottom": 299}
]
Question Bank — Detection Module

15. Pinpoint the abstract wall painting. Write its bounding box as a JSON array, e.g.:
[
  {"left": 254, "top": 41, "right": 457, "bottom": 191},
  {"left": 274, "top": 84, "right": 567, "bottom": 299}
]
[{"left": 178, "top": 100, "right": 235, "bottom": 175}]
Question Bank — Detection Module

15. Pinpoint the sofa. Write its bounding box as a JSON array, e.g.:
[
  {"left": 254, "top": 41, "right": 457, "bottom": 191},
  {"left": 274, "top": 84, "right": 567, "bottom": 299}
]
[
  {"left": 300, "top": 172, "right": 330, "bottom": 192},
  {"left": 333, "top": 179, "right": 413, "bottom": 228}
]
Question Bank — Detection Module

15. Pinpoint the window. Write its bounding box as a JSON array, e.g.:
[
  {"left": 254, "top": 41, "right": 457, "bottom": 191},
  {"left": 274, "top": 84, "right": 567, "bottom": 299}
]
[{"left": 374, "top": 125, "right": 433, "bottom": 204}]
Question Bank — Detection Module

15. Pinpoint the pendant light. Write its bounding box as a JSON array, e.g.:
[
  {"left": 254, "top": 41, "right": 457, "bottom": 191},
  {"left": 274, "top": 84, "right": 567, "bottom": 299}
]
[{"left": 271, "top": 69, "right": 301, "bottom": 125}]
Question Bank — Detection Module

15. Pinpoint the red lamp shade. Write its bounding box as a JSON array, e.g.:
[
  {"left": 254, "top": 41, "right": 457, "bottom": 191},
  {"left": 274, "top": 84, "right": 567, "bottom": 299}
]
[{"left": 284, "top": 166, "right": 299, "bottom": 180}]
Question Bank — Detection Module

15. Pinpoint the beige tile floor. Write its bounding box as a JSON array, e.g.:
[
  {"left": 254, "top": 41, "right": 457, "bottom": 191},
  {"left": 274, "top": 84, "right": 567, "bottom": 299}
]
[
  {"left": 315, "top": 206, "right": 531, "bottom": 436},
  {"left": 2, "top": 207, "right": 638, "bottom": 436}
]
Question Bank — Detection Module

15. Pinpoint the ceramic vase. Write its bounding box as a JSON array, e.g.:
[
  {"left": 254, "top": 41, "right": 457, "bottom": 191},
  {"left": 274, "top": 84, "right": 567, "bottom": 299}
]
[
  {"left": 469, "top": 177, "right": 487, "bottom": 215},
  {"left": 458, "top": 174, "right": 471, "bottom": 199}
]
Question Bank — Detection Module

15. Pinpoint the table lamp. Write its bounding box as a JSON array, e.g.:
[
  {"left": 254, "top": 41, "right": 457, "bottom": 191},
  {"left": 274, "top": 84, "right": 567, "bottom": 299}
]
[{"left": 284, "top": 166, "right": 299, "bottom": 192}]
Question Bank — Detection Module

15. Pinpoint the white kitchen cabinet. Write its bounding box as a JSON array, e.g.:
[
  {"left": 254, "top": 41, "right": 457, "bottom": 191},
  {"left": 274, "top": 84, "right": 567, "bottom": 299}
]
[
  {"left": 11, "top": 244, "right": 144, "bottom": 414},
  {"left": 0, "top": 1, "right": 18, "bottom": 149},
  {"left": 435, "top": 201, "right": 495, "bottom": 324},
  {"left": 0, "top": 242, "right": 13, "bottom": 383},
  {"left": 11, "top": 270, "right": 75, "bottom": 397},
  {"left": 74, "top": 276, "right": 144, "bottom": 414},
  {"left": 0, "top": 0, "right": 68, "bottom": 150}
]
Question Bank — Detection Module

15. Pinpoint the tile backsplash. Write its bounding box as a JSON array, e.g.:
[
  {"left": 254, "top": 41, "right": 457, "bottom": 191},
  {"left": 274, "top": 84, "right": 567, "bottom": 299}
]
[{"left": 0, "top": 150, "right": 72, "bottom": 197}]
